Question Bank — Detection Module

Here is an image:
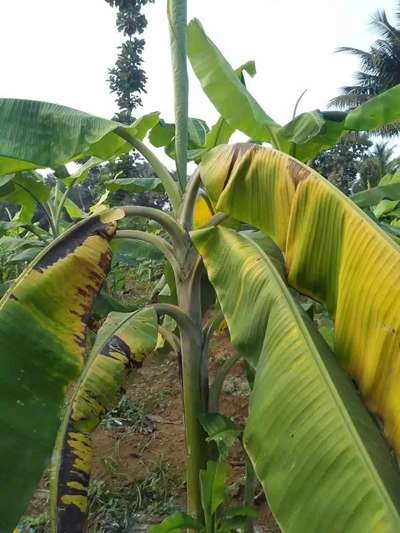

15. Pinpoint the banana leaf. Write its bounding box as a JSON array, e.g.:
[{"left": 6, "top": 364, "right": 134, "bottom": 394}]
[
  {"left": 187, "top": 19, "right": 280, "bottom": 143},
  {"left": 192, "top": 226, "right": 400, "bottom": 532},
  {"left": 199, "top": 143, "right": 400, "bottom": 457},
  {"left": 278, "top": 110, "right": 347, "bottom": 162},
  {"left": 352, "top": 183, "right": 400, "bottom": 208},
  {"left": 345, "top": 84, "right": 400, "bottom": 131},
  {"left": 0, "top": 99, "right": 159, "bottom": 175},
  {"left": 50, "top": 307, "right": 158, "bottom": 532},
  {"left": 0, "top": 208, "right": 123, "bottom": 531}
]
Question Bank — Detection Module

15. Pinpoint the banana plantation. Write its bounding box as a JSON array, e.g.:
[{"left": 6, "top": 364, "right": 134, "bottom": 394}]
[{"left": 1, "top": 1, "right": 400, "bottom": 532}]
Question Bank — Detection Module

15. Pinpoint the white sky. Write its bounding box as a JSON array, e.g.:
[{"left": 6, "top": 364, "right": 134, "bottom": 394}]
[{"left": 0, "top": 0, "right": 396, "bottom": 131}]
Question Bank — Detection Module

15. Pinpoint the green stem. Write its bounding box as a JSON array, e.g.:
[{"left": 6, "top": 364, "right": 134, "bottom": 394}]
[
  {"left": 55, "top": 182, "right": 75, "bottom": 229},
  {"left": 122, "top": 205, "right": 186, "bottom": 247},
  {"left": 168, "top": 0, "right": 189, "bottom": 189},
  {"left": 243, "top": 454, "right": 256, "bottom": 533},
  {"left": 180, "top": 168, "right": 201, "bottom": 230},
  {"left": 115, "top": 128, "right": 182, "bottom": 213},
  {"left": 201, "top": 311, "right": 224, "bottom": 410},
  {"left": 158, "top": 256, "right": 207, "bottom": 522},
  {"left": 115, "top": 229, "right": 182, "bottom": 277},
  {"left": 209, "top": 352, "right": 241, "bottom": 412},
  {"left": 292, "top": 88, "right": 308, "bottom": 119}
]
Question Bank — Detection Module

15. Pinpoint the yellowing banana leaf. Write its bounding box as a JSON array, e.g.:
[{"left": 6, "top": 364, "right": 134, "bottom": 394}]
[
  {"left": 193, "top": 195, "right": 214, "bottom": 229},
  {"left": 0, "top": 208, "right": 123, "bottom": 531},
  {"left": 50, "top": 307, "right": 158, "bottom": 532},
  {"left": 0, "top": 99, "right": 159, "bottom": 175},
  {"left": 199, "top": 143, "right": 400, "bottom": 457},
  {"left": 187, "top": 19, "right": 280, "bottom": 143},
  {"left": 192, "top": 226, "right": 400, "bottom": 532}
]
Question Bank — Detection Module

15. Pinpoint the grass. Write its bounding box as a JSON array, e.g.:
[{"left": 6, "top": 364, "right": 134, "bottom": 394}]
[
  {"left": 102, "top": 397, "right": 155, "bottom": 434},
  {"left": 87, "top": 460, "right": 184, "bottom": 532},
  {"left": 18, "top": 512, "right": 49, "bottom": 533}
]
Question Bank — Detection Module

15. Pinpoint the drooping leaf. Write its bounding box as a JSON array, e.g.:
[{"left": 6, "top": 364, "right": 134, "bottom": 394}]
[
  {"left": 187, "top": 19, "right": 280, "bottom": 143},
  {"left": 0, "top": 99, "right": 158, "bottom": 175},
  {"left": 345, "top": 84, "right": 400, "bottom": 131},
  {"left": 278, "top": 110, "right": 347, "bottom": 162},
  {"left": 199, "top": 413, "right": 240, "bottom": 457},
  {"left": 199, "top": 143, "right": 400, "bottom": 457},
  {"left": 12, "top": 171, "right": 51, "bottom": 203},
  {"left": 50, "top": 307, "right": 158, "bottom": 532},
  {"left": 192, "top": 226, "right": 400, "bottom": 532},
  {"left": 0, "top": 208, "right": 123, "bottom": 531}
]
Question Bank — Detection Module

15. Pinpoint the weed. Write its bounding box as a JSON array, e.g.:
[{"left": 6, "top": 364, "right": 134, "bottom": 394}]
[
  {"left": 88, "top": 460, "right": 183, "bottom": 532},
  {"left": 222, "top": 375, "right": 250, "bottom": 396},
  {"left": 18, "top": 511, "right": 49, "bottom": 532},
  {"left": 102, "top": 397, "right": 155, "bottom": 434}
]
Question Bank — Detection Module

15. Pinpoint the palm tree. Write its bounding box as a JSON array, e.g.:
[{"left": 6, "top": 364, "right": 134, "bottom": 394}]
[
  {"left": 330, "top": 4, "right": 400, "bottom": 136},
  {"left": 359, "top": 142, "right": 400, "bottom": 186}
]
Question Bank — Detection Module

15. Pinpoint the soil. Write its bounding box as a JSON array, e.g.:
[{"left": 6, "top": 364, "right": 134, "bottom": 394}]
[{"left": 22, "top": 327, "right": 280, "bottom": 532}]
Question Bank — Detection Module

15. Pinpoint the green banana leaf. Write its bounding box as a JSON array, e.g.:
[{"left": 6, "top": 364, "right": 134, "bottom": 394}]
[
  {"left": 278, "top": 110, "right": 347, "bottom": 162},
  {"left": 199, "top": 143, "right": 400, "bottom": 459},
  {"left": 62, "top": 157, "right": 103, "bottom": 186},
  {"left": 187, "top": 19, "right": 280, "bottom": 143},
  {"left": 345, "top": 84, "right": 400, "bottom": 131},
  {"left": 352, "top": 183, "right": 400, "bottom": 208},
  {"left": 50, "top": 307, "right": 158, "bottom": 532},
  {"left": 192, "top": 226, "right": 400, "bottom": 532},
  {"left": 0, "top": 208, "right": 123, "bottom": 531},
  {"left": 0, "top": 99, "right": 159, "bottom": 175},
  {"left": 0, "top": 171, "right": 52, "bottom": 223}
]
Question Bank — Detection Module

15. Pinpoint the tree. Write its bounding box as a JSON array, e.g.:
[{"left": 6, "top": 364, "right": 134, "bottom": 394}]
[
  {"left": 359, "top": 141, "right": 400, "bottom": 187},
  {"left": 329, "top": 3, "right": 400, "bottom": 135},
  {"left": 105, "top": 0, "right": 155, "bottom": 123},
  {"left": 103, "top": 0, "right": 168, "bottom": 209},
  {"left": 311, "top": 132, "right": 372, "bottom": 194}
]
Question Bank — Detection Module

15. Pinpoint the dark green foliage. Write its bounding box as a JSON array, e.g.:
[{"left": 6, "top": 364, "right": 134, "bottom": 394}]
[
  {"left": 359, "top": 142, "right": 400, "bottom": 187},
  {"left": 105, "top": 0, "right": 155, "bottom": 122},
  {"left": 311, "top": 132, "right": 372, "bottom": 194}
]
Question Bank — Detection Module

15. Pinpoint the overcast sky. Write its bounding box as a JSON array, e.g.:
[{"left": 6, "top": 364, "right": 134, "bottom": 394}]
[{"left": 0, "top": 0, "right": 396, "bottom": 129}]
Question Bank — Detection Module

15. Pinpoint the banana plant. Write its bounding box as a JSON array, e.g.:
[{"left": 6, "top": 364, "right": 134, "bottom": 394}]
[{"left": 2, "top": 2, "right": 400, "bottom": 532}]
